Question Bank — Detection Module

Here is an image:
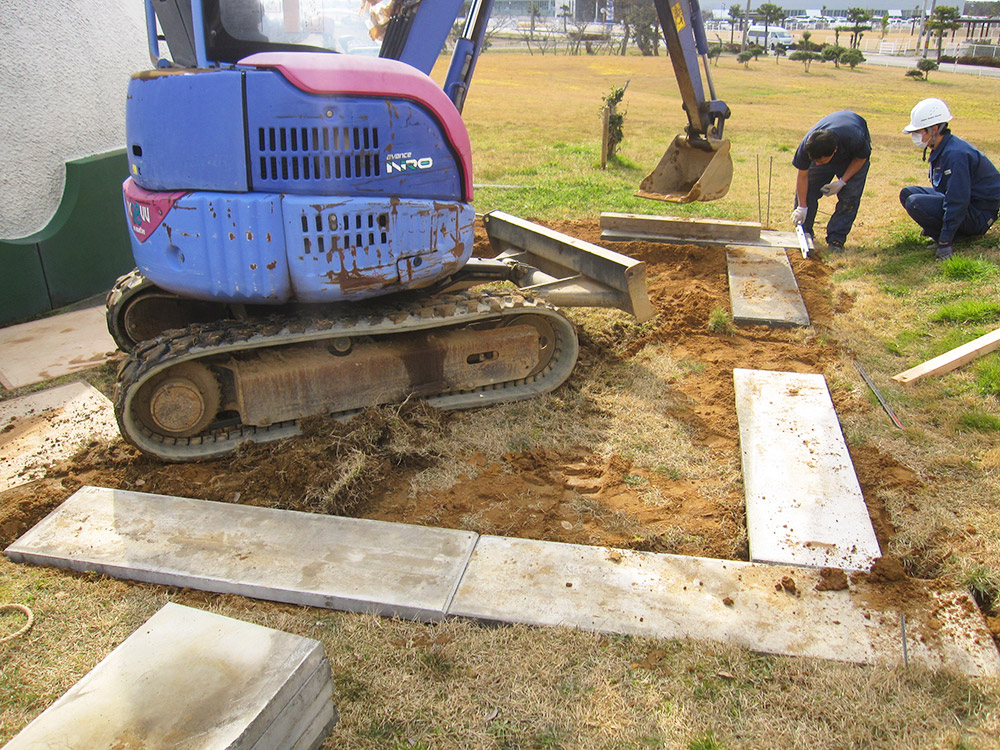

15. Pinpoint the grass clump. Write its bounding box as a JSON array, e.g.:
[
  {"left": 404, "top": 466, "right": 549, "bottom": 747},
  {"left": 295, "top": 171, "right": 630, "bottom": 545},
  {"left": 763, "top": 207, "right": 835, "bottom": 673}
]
[
  {"left": 939, "top": 255, "right": 999, "bottom": 281},
  {"left": 706, "top": 307, "right": 735, "bottom": 335},
  {"left": 960, "top": 563, "right": 1000, "bottom": 614},
  {"left": 930, "top": 300, "right": 1000, "bottom": 325},
  {"left": 957, "top": 410, "right": 1000, "bottom": 433},
  {"left": 974, "top": 355, "right": 1000, "bottom": 397}
]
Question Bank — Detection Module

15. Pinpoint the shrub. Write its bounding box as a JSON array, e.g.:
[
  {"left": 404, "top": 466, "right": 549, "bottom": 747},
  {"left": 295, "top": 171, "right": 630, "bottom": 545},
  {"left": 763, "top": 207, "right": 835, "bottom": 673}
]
[{"left": 840, "top": 48, "right": 866, "bottom": 68}]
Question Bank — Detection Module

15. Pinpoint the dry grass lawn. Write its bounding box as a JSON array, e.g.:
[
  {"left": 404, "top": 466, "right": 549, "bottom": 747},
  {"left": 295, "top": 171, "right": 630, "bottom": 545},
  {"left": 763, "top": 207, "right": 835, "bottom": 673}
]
[{"left": 4, "top": 52, "right": 1000, "bottom": 749}]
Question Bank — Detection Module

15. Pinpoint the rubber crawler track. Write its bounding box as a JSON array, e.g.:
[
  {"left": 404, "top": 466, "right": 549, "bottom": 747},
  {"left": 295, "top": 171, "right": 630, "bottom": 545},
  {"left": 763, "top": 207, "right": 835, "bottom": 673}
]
[{"left": 115, "top": 289, "right": 579, "bottom": 461}]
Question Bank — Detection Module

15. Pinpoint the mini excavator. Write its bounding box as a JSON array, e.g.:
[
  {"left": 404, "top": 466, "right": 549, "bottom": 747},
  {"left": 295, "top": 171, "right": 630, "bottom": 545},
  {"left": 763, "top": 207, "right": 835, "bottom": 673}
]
[{"left": 109, "top": 0, "right": 731, "bottom": 460}]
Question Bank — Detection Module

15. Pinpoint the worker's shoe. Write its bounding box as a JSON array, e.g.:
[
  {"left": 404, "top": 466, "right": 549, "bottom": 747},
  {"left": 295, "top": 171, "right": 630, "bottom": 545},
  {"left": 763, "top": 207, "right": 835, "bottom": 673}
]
[
  {"left": 826, "top": 239, "right": 845, "bottom": 253},
  {"left": 935, "top": 243, "right": 954, "bottom": 261}
]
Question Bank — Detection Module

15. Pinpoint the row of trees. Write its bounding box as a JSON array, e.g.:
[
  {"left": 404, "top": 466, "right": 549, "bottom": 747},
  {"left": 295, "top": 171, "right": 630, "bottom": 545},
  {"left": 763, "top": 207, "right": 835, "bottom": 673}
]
[{"left": 485, "top": 2, "right": 965, "bottom": 61}]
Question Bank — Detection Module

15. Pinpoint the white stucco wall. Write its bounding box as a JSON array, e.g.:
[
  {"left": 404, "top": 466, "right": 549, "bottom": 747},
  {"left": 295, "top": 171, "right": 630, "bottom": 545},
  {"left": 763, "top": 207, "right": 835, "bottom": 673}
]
[{"left": 0, "top": 1, "right": 150, "bottom": 239}]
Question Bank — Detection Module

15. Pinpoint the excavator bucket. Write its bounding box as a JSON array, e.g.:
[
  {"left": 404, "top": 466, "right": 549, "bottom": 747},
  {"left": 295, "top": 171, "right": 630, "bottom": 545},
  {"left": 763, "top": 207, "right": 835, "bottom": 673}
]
[{"left": 636, "top": 135, "right": 733, "bottom": 204}]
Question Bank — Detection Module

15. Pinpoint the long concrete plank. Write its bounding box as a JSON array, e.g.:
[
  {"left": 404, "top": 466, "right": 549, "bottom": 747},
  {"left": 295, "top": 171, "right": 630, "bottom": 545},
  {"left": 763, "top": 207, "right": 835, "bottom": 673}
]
[
  {"left": 7, "top": 487, "right": 997, "bottom": 677},
  {"left": 4, "top": 486, "right": 478, "bottom": 622},
  {"left": 727, "top": 245, "right": 810, "bottom": 327},
  {"left": 0, "top": 304, "right": 116, "bottom": 389},
  {"left": 734, "top": 369, "right": 881, "bottom": 571},
  {"left": 600, "top": 212, "right": 762, "bottom": 242},
  {"left": 3, "top": 603, "right": 335, "bottom": 750},
  {"left": 0, "top": 382, "right": 119, "bottom": 492},
  {"left": 449, "top": 536, "right": 1000, "bottom": 677}
]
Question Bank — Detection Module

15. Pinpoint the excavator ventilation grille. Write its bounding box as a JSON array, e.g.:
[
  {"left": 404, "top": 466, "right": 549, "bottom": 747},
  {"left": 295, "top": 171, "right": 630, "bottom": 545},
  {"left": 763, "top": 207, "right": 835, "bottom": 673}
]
[
  {"left": 296, "top": 209, "right": 391, "bottom": 257},
  {"left": 255, "top": 125, "right": 381, "bottom": 185}
]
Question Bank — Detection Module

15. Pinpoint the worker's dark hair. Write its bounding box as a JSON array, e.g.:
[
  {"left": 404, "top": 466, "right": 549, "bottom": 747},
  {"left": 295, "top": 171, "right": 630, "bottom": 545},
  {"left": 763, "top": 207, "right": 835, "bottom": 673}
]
[{"left": 804, "top": 129, "right": 839, "bottom": 160}]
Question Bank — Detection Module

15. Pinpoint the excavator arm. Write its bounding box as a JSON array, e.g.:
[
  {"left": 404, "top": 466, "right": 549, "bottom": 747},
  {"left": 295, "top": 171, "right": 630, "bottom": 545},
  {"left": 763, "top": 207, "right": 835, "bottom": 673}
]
[{"left": 638, "top": 0, "right": 733, "bottom": 203}]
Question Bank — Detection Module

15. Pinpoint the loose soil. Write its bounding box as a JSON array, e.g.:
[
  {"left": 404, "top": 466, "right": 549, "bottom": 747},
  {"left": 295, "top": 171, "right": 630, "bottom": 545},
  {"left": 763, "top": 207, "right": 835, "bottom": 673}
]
[{"left": 0, "top": 219, "right": 926, "bottom": 593}]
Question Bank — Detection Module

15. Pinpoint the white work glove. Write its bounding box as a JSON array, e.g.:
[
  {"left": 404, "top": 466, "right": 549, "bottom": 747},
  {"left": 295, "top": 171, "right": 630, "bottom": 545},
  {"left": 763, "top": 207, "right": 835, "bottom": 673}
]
[
  {"left": 791, "top": 206, "right": 808, "bottom": 226},
  {"left": 821, "top": 178, "right": 847, "bottom": 197}
]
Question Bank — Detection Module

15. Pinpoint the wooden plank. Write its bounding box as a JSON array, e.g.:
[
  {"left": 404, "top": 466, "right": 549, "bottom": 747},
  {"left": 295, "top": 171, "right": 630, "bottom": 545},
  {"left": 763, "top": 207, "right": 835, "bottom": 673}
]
[
  {"left": 600, "top": 212, "right": 761, "bottom": 242},
  {"left": 727, "top": 245, "right": 810, "bottom": 328},
  {"left": 893, "top": 327, "right": 1000, "bottom": 384},
  {"left": 734, "top": 369, "right": 881, "bottom": 571}
]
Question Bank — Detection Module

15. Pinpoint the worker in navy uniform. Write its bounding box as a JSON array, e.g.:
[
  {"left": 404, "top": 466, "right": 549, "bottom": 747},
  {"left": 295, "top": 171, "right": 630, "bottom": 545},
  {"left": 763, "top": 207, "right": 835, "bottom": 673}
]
[
  {"left": 790, "top": 110, "right": 872, "bottom": 252},
  {"left": 899, "top": 98, "right": 1000, "bottom": 261}
]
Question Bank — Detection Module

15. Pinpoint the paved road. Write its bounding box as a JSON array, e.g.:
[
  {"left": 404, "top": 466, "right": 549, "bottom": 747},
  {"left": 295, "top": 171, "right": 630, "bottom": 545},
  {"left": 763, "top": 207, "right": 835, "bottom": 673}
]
[{"left": 863, "top": 52, "right": 1000, "bottom": 78}]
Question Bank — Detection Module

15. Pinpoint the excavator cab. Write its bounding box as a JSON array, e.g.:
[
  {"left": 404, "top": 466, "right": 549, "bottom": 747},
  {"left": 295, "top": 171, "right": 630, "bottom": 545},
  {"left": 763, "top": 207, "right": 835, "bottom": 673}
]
[{"left": 637, "top": 0, "right": 733, "bottom": 204}]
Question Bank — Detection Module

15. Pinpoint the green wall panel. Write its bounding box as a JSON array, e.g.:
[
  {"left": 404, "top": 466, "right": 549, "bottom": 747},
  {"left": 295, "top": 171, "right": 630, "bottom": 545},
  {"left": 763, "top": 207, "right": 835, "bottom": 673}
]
[{"left": 0, "top": 150, "right": 134, "bottom": 326}]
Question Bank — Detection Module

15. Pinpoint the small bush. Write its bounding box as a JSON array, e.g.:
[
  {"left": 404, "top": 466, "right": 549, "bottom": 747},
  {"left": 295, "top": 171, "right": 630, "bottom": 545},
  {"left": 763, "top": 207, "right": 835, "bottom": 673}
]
[
  {"left": 906, "top": 68, "right": 925, "bottom": 79},
  {"left": 930, "top": 300, "right": 1000, "bottom": 324},
  {"left": 957, "top": 411, "right": 1000, "bottom": 433}
]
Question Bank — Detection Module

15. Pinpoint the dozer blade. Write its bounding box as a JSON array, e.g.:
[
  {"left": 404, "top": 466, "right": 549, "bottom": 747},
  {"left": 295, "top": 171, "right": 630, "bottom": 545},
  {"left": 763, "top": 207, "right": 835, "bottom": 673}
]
[{"left": 636, "top": 135, "right": 732, "bottom": 204}]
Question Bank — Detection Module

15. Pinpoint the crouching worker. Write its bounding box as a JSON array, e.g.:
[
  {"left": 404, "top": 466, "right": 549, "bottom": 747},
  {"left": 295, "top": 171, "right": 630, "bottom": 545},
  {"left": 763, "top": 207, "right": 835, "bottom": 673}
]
[
  {"left": 790, "top": 110, "right": 872, "bottom": 252},
  {"left": 900, "top": 98, "right": 1000, "bottom": 261}
]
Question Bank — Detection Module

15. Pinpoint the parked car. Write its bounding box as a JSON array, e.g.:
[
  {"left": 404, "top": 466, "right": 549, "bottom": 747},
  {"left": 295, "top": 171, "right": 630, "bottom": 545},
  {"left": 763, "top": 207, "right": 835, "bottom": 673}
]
[{"left": 746, "top": 24, "right": 794, "bottom": 49}]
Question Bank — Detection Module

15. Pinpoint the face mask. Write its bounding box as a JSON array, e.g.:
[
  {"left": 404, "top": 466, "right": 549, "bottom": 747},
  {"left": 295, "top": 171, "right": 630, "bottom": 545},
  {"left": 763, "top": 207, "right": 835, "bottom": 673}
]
[{"left": 911, "top": 132, "right": 926, "bottom": 147}]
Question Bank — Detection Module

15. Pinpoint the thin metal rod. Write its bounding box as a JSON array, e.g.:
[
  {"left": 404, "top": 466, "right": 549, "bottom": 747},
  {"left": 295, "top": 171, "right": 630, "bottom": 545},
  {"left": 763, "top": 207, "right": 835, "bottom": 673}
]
[
  {"left": 756, "top": 154, "right": 762, "bottom": 225},
  {"left": 901, "top": 613, "right": 909, "bottom": 667},
  {"left": 854, "top": 360, "right": 905, "bottom": 429},
  {"left": 766, "top": 156, "right": 773, "bottom": 230}
]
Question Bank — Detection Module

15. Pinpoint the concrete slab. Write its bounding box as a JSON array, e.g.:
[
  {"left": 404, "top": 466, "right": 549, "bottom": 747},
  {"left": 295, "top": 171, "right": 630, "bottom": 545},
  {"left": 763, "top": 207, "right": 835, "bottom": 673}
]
[
  {"left": 727, "top": 245, "right": 810, "bottom": 327},
  {"left": 600, "top": 212, "right": 761, "bottom": 243},
  {"left": 599, "top": 228, "right": 799, "bottom": 251},
  {"left": 251, "top": 661, "right": 336, "bottom": 750},
  {"left": 0, "top": 382, "right": 119, "bottom": 492},
  {"left": 449, "top": 536, "right": 1000, "bottom": 677},
  {"left": 734, "top": 369, "right": 881, "bottom": 571},
  {"left": 4, "top": 485, "right": 478, "bottom": 621},
  {"left": 0, "top": 305, "right": 116, "bottom": 389},
  {"left": 3, "top": 602, "right": 335, "bottom": 749}
]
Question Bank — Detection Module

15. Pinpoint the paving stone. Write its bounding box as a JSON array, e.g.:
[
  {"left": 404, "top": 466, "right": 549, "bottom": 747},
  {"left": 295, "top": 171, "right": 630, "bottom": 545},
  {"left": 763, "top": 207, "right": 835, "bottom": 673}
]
[
  {"left": 4, "top": 485, "right": 477, "bottom": 621},
  {"left": 3, "top": 603, "right": 336, "bottom": 749},
  {"left": 600, "top": 212, "right": 761, "bottom": 242},
  {"left": 250, "top": 662, "right": 337, "bottom": 750},
  {"left": 0, "top": 382, "right": 119, "bottom": 492},
  {"left": 734, "top": 369, "right": 881, "bottom": 571},
  {"left": 448, "top": 536, "right": 1000, "bottom": 676},
  {"left": 0, "top": 305, "right": 116, "bottom": 389},
  {"left": 727, "top": 245, "right": 810, "bottom": 327}
]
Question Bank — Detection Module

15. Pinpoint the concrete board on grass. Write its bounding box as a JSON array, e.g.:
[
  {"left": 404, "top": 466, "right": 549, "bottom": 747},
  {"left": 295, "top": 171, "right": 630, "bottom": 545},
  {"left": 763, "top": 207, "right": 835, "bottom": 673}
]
[
  {"left": 4, "top": 485, "right": 478, "bottom": 621},
  {"left": 734, "top": 368, "right": 880, "bottom": 571},
  {"left": 727, "top": 245, "right": 810, "bottom": 327},
  {"left": 449, "top": 536, "right": 1000, "bottom": 676},
  {"left": 3, "top": 603, "right": 335, "bottom": 750},
  {"left": 0, "top": 382, "right": 119, "bottom": 492},
  {"left": 250, "top": 663, "right": 337, "bottom": 750},
  {"left": 0, "top": 305, "right": 116, "bottom": 389}
]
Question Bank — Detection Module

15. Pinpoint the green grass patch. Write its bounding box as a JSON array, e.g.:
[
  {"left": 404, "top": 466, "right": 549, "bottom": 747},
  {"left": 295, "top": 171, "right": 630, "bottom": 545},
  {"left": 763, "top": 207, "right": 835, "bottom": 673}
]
[
  {"left": 957, "top": 410, "right": 1000, "bottom": 433},
  {"left": 930, "top": 300, "right": 1000, "bottom": 325},
  {"left": 939, "top": 255, "right": 999, "bottom": 281},
  {"left": 974, "top": 355, "right": 1000, "bottom": 397}
]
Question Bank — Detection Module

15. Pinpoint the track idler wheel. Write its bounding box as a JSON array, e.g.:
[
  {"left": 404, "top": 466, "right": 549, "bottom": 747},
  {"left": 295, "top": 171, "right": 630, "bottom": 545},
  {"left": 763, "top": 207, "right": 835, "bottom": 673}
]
[{"left": 133, "top": 361, "right": 221, "bottom": 438}]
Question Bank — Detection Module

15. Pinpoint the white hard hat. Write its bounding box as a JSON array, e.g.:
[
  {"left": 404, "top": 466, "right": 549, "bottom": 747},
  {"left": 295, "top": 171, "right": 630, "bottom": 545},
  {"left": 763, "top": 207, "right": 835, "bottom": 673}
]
[{"left": 902, "top": 98, "right": 953, "bottom": 132}]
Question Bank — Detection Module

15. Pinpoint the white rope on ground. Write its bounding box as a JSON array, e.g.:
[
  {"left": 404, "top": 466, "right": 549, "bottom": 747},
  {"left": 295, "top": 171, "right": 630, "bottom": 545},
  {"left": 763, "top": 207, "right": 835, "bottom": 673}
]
[{"left": 0, "top": 604, "right": 35, "bottom": 643}]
